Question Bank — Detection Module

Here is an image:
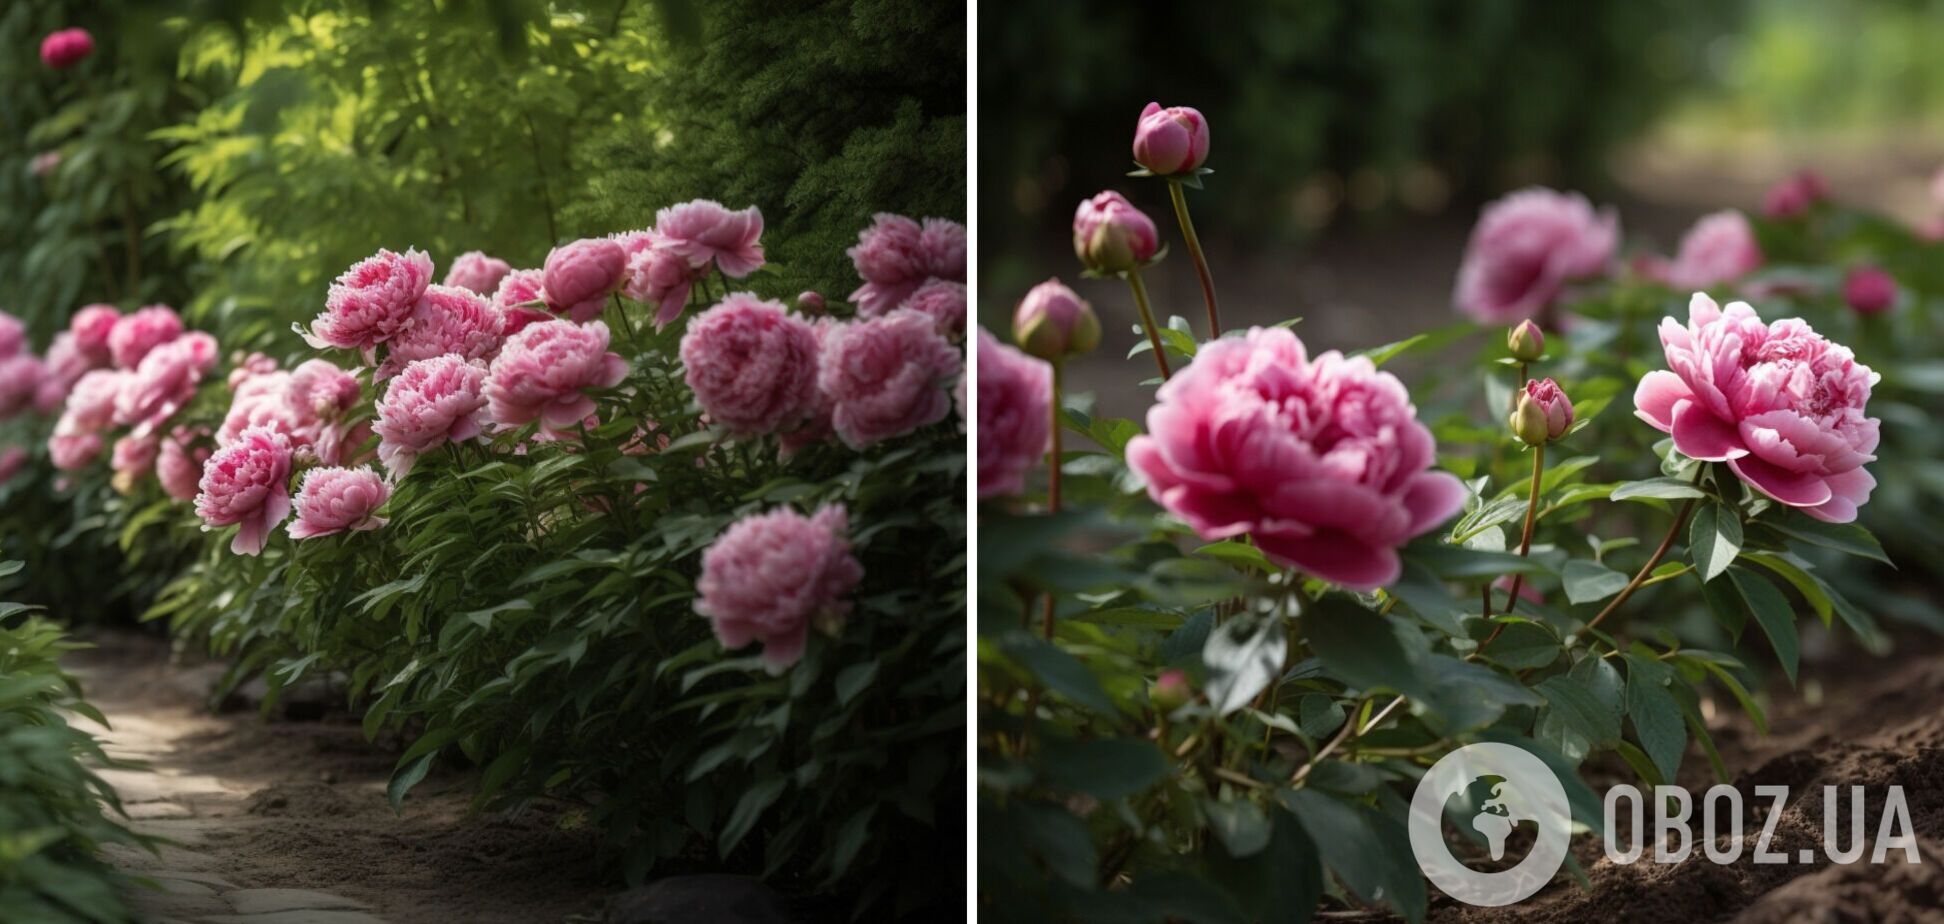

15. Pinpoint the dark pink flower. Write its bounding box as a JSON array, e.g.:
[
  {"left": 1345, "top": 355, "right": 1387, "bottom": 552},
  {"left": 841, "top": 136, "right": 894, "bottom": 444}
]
[
  {"left": 115, "top": 332, "right": 217, "bottom": 432},
  {"left": 680, "top": 294, "right": 821, "bottom": 436},
  {"left": 976, "top": 329, "right": 1051, "bottom": 499},
  {"left": 1132, "top": 102, "right": 1211, "bottom": 176},
  {"left": 1762, "top": 170, "right": 1828, "bottom": 219},
  {"left": 288, "top": 466, "right": 390, "bottom": 539},
  {"left": 654, "top": 200, "right": 766, "bottom": 277},
  {"left": 301, "top": 248, "right": 434, "bottom": 355},
  {"left": 1842, "top": 265, "right": 1896, "bottom": 316},
  {"left": 443, "top": 251, "right": 512, "bottom": 296},
  {"left": 40, "top": 29, "right": 93, "bottom": 70},
  {"left": 898, "top": 278, "right": 967, "bottom": 339},
  {"left": 542, "top": 238, "right": 628, "bottom": 323},
  {"left": 1073, "top": 191, "right": 1159, "bottom": 273},
  {"left": 818, "top": 309, "right": 961, "bottom": 449},
  {"left": 695, "top": 504, "right": 863, "bottom": 672},
  {"left": 195, "top": 425, "right": 294, "bottom": 556},
  {"left": 485, "top": 320, "right": 629, "bottom": 439},
  {"left": 1664, "top": 210, "right": 1763, "bottom": 291},
  {"left": 0, "top": 355, "right": 46, "bottom": 420},
  {"left": 373, "top": 355, "right": 489, "bottom": 477},
  {"left": 1454, "top": 188, "right": 1618, "bottom": 323},
  {"left": 70, "top": 305, "right": 120, "bottom": 366},
  {"left": 0, "top": 312, "right": 24, "bottom": 359}
]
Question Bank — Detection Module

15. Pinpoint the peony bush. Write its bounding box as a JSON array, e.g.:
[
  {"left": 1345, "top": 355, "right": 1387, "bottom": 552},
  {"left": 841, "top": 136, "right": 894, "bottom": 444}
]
[{"left": 977, "top": 102, "right": 1919, "bottom": 921}]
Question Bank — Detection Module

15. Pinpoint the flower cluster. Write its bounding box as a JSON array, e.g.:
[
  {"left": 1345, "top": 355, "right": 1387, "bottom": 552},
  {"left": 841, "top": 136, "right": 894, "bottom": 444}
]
[{"left": 847, "top": 213, "right": 966, "bottom": 318}]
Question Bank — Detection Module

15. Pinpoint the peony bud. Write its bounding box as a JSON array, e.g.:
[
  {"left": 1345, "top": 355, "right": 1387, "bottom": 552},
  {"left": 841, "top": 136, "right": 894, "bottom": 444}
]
[
  {"left": 1132, "top": 102, "right": 1211, "bottom": 176},
  {"left": 1506, "top": 320, "right": 1545, "bottom": 362},
  {"left": 1843, "top": 265, "right": 1896, "bottom": 316},
  {"left": 1761, "top": 169, "right": 1827, "bottom": 220},
  {"left": 1073, "top": 191, "right": 1158, "bottom": 274},
  {"left": 1509, "top": 378, "right": 1573, "bottom": 446},
  {"left": 1151, "top": 669, "right": 1192, "bottom": 714},
  {"left": 1012, "top": 279, "right": 1100, "bottom": 362},
  {"left": 40, "top": 29, "right": 93, "bottom": 70},
  {"left": 796, "top": 290, "right": 826, "bottom": 315}
]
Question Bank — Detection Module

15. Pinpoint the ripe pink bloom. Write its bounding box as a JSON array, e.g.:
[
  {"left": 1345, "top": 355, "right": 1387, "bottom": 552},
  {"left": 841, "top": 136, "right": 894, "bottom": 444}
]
[
  {"left": 156, "top": 425, "right": 213, "bottom": 502},
  {"left": 63, "top": 370, "right": 124, "bottom": 432},
  {"left": 217, "top": 371, "right": 300, "bottom": 447},
  {"left": 1635, "top": 294, "right": 1879, "bottom": 523},
  {"left": 541, "top": 238, "right": 628, "bottom": 323},
  {"left": 70, "top": 305, "right": 120, "bottom": 366},
  {"left": 0, "top": 447, "right": 27, "bottom": 486},
  {"left": 654, "top": 200, "right": 766, "bottom": 277},
  {"left": 1454, "top": 188, "right": 1618, "bottom": 324},
  {"left": 43, "top": 332, "right": 90, "bottom": 391},
  {"left": 115, "top": 331, "right": 217, "bottom": 432},
  {"left": 40, "top": 28, "right": 93, "bottom": 69},
  {"left": 110, "top": 433, "right": 159, "bottom": 493},
  {"left": 287, "top": 359, "right": 360, "bottom": 420},
  {"left": 1663, "top": 210, "right": 1763, "bottom": 291},
  {"left": 896, "top": 278, "right": 966, "bottom": 339},
  {"left": 680, "top": 294, "right": 820, "bottom": 436},
  {"left": 0, "top": 355, "right": 46, "bottom": 419},
  {"left": 288, "top": 466, "right": 390, "bottom": 539},
  {"left": 490, "top": 268, "right": 552, "bottom": 335},
  {"left": 443, "top": 251, "right": 513, "bottom": 296},
  {"left": 380, "top": 284, "right": 504, "bottom": 379},
  {"left": 976, "top": 329, "right": 1052, "bottom": 499},
  {"left": 1125, "top": 327, "right": 1467, "bottom": 591},
  {"left": 1762, "top": 170, "right": 1828, "bottom": 219},
  {"left": 819, "top": 309, "right": 962, "bottom": 450},
  {"left": 227, "top": 351, "right": 279, "bottom": 388},
  {"left": 48, "top": 427, "right": 102, "bottom": 471},
  {"left": 196, "top": 425, "right": 294, "bottom": 556},
  {"left": 0, "top": 312, "right": 25, "bottom": 359},
  {"left": 1072, "top": 191, "right": 1160, "bottom": 273},
  {"left": 487, "top": 320, "right": 629, "bottom": 439},
  {"left": 108, "top": 305, "right": 183, "bottom": 370},
  {"left": 301, "top": 248, "right": 434, "bottom": 354},
  {"left": 373, "top": 355, "right": 489, "bottom": 477},
  {"left": 621, "top": 235, "right": 704, "bottom": 330},
  {"left": 1132, "top": 102, "right": 1211, "bottom": 176},
  {"left": 695, "top": 504, "right": 863, "bottom": 672},
  {"left": 847, "top": 214, "right": 966, "bottom": 316},
  {"left": 1842, "top": 265, "right": 1896, "bottom": 316},
  {"left": 776, "top": 319, "right": 843, "bottom": 458}
]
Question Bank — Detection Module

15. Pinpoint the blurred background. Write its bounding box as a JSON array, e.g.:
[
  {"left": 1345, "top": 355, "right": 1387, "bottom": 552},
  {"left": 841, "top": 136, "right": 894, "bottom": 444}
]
[{"left": 979, "top": 0, "right": 1944, "bottom": 416}]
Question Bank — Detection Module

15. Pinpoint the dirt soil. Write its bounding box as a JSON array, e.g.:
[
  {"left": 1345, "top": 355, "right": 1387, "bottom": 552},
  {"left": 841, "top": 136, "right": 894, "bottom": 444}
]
[
  {"left": 69, "top": 630, "right": 609, "bottom": 924},
  {"left": 1428, "top": 634, "right": 1944, "bottom": 924}
]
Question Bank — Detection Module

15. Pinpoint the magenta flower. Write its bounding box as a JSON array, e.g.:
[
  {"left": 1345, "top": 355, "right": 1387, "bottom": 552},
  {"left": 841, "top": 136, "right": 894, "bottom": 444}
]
[
  {"left": 1073, "top": 191, "right": 1160, "bottom": 274},
  {"left": 1125, "top": 327, "right": 1467, "bottom": 591},
  {"left": 0, "top": 355, "right": 46, "bottom": 420},
  {"left": 680, "top": 294, "right": 821, "bottom": 436},
  {"left": 156, "top": 425, "right": 213, "bottom": 502},
  {"left": 373, "top": 355, "right": 489, "bottom": 477},
  {"left": 899, "top": 278, "right": 967, "bottom": 340},
  {"left": 695, "top": 504, "right": 864, "bottom": 672},
  {"left": 1132, "top": 102, "right": 1211, "bottom": 176},
  {"left": 0, "top": 312, "right": 24, "bottom": 360},
  {"left": 114, "top": 332, "right": 217, "bottom": 432},
  {"left": 443, "top": 251, "right": 513, "bottom": 296},
  {"left": 70, "top": 305, "right": 120, "bottom": 366},
  {"left": 654, "top": 200, "right": 766, "bottom": 277},
  {"left": 1454, "top": 188, "right": 1618, "bottom": 324},
  {"left": 1843, "top": 266, "right": 1896, "bottom": 316},
  {"left": 40, "top": 28, "right": 93, "bottom": 70},
  {"left": 621, "top": 235, "right": 704, "bottom": 329},
  {"left": 542, "top": 238, "right": 628, "bottom": 323},
  {"left": 1663, "top": 210, "right": 1763, "bottom": 291},
  {"left": 288, "top": 467, "right": 391, "bottom": 539},
  {"left": 818, "top": 309, "right": 962, "bottom": 450},
  {"left": 380, "top": 284, "right": 504, "bottom": 379},
  {"left": 976, "top": 329, "right": 1052, "bottom": 499},
  {"left": 195, "top": 425, "right": 295, "bottom": 556},
  {"left": 108, "top": 305, "right": 184, "bottom": 370},
  {"left": 485, "top": 320, "right": 629, "bottom": 439},
  {"left": 846, "top": 214, "right": 967, "bottom": 316},
  {"left": 1762, "top": 170, "right": 1828, "bottom": 220},
  {"left": 301, "top": 248, "right": 434, "bottom": 355},
  {"left": 1634, "top": 294, "right": 1878, "bottom": 522}
]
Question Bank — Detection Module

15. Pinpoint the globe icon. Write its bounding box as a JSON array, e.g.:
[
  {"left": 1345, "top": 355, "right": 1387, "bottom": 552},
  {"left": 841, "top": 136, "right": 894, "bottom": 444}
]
[{"left": 1410, "top": 743, "right": 1573, "bottom": 907}]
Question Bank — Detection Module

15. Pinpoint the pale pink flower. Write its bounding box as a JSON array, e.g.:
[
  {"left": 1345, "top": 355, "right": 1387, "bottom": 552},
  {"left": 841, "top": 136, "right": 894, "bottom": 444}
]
[
  {"left": 110, "top": 433, "right": 159, "bottom": 493},
  {"left": 818, "top": 309, "right": 961, "bottom": 449},
  {"left": 156, "top": 425, "right": 213, "bottom": 502},
  {"left": 976, "top": 328, "right": 1052, "bottom": 499},
  {"left": 63, "top": 370, "right": 125, "bottom": 432},
  {"left": 654, "top": 200, "right": 766, "bottom": 277},
  {"left": 1072, "top": 191, "right": 1160, "bottom": 274},
  {"left": 48, "top": 426, "right": 101, "bottom": 472},
  {"left": 288, "top": 466, "right": 390, "bottom": 539},
  {"left": 217, "top": 371, "right": 301, "bottom": 446},
  {"left": 490, "top": 268, "right": 551, "bottom": 335},
  {"left": 1132, "top": 102, "right": 1212, "bottom": 176},
  {"left": 195, "top": 425, "right": 294, "bottom": 556},
  {"left": 1454, "top": 188, "right": 1618, "bottom": 323},
  {"left": 680, "top": 294, "right": 820, "bottom": 436},
  {"left": 43, "top": 332, "right": 90, "bottom": 391},
  {"left": 1634, "top": 294, "right": 1878, "bottom": 523},
  {"left": 894, "top": 278, "right": 966, "bottom": 339},
  {"left": 847, "top": 214, "right": 966, "bottom": 316},
  {"left": 227, "top": 351, "right": 279, "bottom": 388},
  {"left": 70, "top": 305, "right": 119, "bottom": 365},
  {"left": 373, "top": 354, "right": 489, "bottom": 476},
  {"left": 1125, "top": 327, "right": 1468, "bottom": 591},
  {"left": 695, "top": 504, "right": 863, "bottom": 672},
  {"left": 0, "top": 312, "right": 25, "bottom": 359},
  {"left": 0, "top": 355, "right": 46, "bottom": 419},
  {"left": 485, "top": 320, "right": 629, "bottom": 439},
  {"left": 542, "top": 238, "right": 628, "bottom": 323},
  {"left": 287, "top": 359, "right": 360, "bottom": 420},
  {"left": 108, "top": 305, "right": 183, "bottom": 369},
  {"left": 443, "top": 251, "right": 513, "bottom": 296},
  {"left": 621, "top": 234, "right": 703, "bottom": 329},
  {"left": 1663, "top": 210, "right": 1763, "bottom": 291},
  {"left": 115, "top": 332, "right": 217, "bottom": 432},
  {"left": 300, "top": 248, "right": 434, "bottom": 354},
  {"left": 380, "top": 284, "right": 504, "bottom": 379}
]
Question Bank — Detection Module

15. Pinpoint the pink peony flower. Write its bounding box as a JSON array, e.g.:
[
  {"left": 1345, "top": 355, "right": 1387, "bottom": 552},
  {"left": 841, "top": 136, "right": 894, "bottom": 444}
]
[
  {"left": 1454, "top": 188, "right": 1618, "bottom": 324},
  {"left": 43, "top": 332, "right": 90, "bottom": 391},
  {"left": 301, "top": 248, "right": 434, "bottom": 354},
  {"left": 976, "top": 329, "right": 1052, "bottom": 499},
  {"left": 287, "top": 466, "right": 390, "bottom": 539},
  {"left": 443, "top": 251, "right": 513, "bottom": 296},
  {"left": 373, "top": 354, "right": 489, "bottom": 476},
  {"left": 776, "top": 319, "right": 843, "bottom": 458},
  {"left": 485, "top": 320, "right": 629, "bottom": 439},
  {"left": 695, "top": 504, "right": 864, "bottom": 672},
  {"left": 0, "top": 312, "right": 24, "bottom": 359},
  {"left": 110, "top": 433, "right": 159, "bottom": 493},
  {"left": 1132, "top": 102, "right": 1212, "bottom": 176},
  {"left": 195, "top": 425, "right": 294, "bottom": 556},
  {"left": 48, "top": 427, "right": 102, "bottom": 471},
  {"left": 287, "top": 359, "right": 360, "bottom": 420},
  {"left": 0, "top": 447, "right": 27, "bottom": 486},
  {"left": 227, "top": 351, "right": 279, "bottom": 388},
  {"left": 621, "top": 234, "right": 704, "bottom": 329},
  {"left": 653, "top": 200, "right": 766, "bottom": 277},
  {"left": 40, "top": 28, "right": 93, "bottom": 70},
  {"left": 1635, "top": 294, "right": 1878, "bottom": 523},
  {"left": 1842, "top": 265, "right": 1896, "bottom": 316},
  {"left": 846, "top": 214, "right": 966, "bottom": 316},
  {"left": 1125, "top": 327, "right": 1468, "bottom": 591},
  {"left": 115, "top": 332, "right": 217, "bottom": 432},
  {"left": 380, "top": 284, "right": 504, "bottom": 379},
  {"left": 70, "top": 305, "right": 120, "bottom": 366},
  {"left": 818, "top": 309, "right": 962, "bottom": 450},
  {"left": 63, "top": 370, "right": 125, "bottom": 432},
  {"left": 1762, "top": 170, "right": 1828, "bottom": 219},
  {"left": 1012, "top": 278, "right": 1099, "bottom": 361},
  {"left": 108, "top": 305, "right": 183, "bottom": 370},
  {"left": 490, "top": 268, "right": 552, "bottom": 335},
  {"left": 899, "top": 278, "right": 967, "bottom": 339},
  {"left": 156, "top": 425, "right": 213, "bottom": 502},
  {"left": 1073, "top": 190, "right": 1160, "bottom": 274},
  {"left": 680, "top": 294, "right": 821, "bottom": 436},
  {"left": 217, "top": 370, "right": 301, "bottom": 447},
  {"left": 541, "top": 238, "right": 628, "bottom": 323},
  {"left": 0, "top": 355, "right": 46, "bottom": 419},
  {"left": 1663, "top": 210, "right": 1763, "bottom": 291},
  {"left": 1511, "top": 377, "right": 1574, "bottom": 446}
]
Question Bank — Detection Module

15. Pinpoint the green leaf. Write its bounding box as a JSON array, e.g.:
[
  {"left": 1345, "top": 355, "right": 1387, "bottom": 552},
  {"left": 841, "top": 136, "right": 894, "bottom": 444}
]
[
  {"left": 1201, "top": 808, "right": 1322, "bottom": 924},
  {"left": 719, "top": 778, "right": 787, "bottom": 857},
  {"left": 1730, "top": 567, "right": 1799, "bottom": 685},
  {"left": 387, "top": 753, "right": 435, "bottom": 811},
  {"left": 1205, "top": 799, "right": 1273, "bottom": 859},
  {"left": 1699, "top": 571, "right": 1746, "bottom": 638},
  {"left": 1562, "top": 559, "right": 1629, "bottom": 605},
  {"left": 1684, "top": 656, "right": 1769, "bottom": 736},
  {"left": 1202, "top": 612, "right": 1287, "bottom": 716},
  {"left": 1305, "top": 598, "right": 1419, "bottom": 698},
  {"left": 1480, "top": 621, "right": 1561, "bottom": 671},
  {"left": 1536, "top": 668, "right": 1621, "bottom": 751},
  {"left": 1610, "top": 478, "right": 1705, "bottom": 502},
  {"left": 1400, "top": 542, "right": 1552, "bottom": 579},
  {"left": 996, "top": 633, "right": 1115, "bottom": 713},
  {"left": 1038, "top": 738, "right": 1169, "bottom": 801},
  {"left": 1622, "top": 654, "right": 1685, "bottom": 783},
  {"left": 1742, "top": 552, "right": 1832, "bottom": 627},
  {"left": 1279, "top": 790, "right": 1425, "bottom": 924},
  {"left": 1194, "top": 540, "right": 1275, "bottom": 572},
  {"left": 1297, "top": 694, "right": 1345, "bottom": 739},
  {"left": 1764, "top": 511, "right": 1890, "bottom": 565},
  {"left": 1689, "top": 503, "right": 1742, "bottom": 583}
]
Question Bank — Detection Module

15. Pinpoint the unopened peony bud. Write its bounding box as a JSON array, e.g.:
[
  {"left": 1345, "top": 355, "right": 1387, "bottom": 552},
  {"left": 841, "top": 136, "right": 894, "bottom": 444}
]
[
  {"left": 1073, "top": 191, "right": 1159, "bottom": 274},
  {"left": 1506, "top": 320, "right": 1545, "bottom": 362},
  {"left": 1012, "top": 279, "right": 1100, "bottom": 362},
  {"left": 1151, "top": 669, "right": 1192, "bottom": 713},
  {"left": 40, "top": 29, "right": 93, "bottom": 70},
  {"left": 796, "top": 290, "right": 826, "bottom": 315},
  {"left": 1132, "top": 103, "right": 1211, "bottom": 176},
  {"left": 1510, "top": 378, "right": 1573, "bottom": 446},
  {"left": 1843, "top": 265, "right": 1896, "bottom": 316}
]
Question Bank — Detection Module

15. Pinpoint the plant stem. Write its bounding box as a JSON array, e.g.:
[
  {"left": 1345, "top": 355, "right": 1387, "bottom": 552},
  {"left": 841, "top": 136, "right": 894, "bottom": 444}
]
[
  {"left": 1167, "top": 178, "right": 1219, "bottom": 338},
  {"left": 1291, "top": 695, "right": 1406, "bottom": 784},
  {"left": 609, "top": 292, "right": 638, "bottom": 349},
  {"left": 1585, "top": 494, "right": 1700, "bottom": 634},
  {"left": 1042, "top": 362, "right": 1063, "bottom": 641},
  {"left": 1479, "top": 443, "right": 1546, "bottom": 650},
  {"left": 1125, "top": 268, "right": 1172, "bottom": 380}
]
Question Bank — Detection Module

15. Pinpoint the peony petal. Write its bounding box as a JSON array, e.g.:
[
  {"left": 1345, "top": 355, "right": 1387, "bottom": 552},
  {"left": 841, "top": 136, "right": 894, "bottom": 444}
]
[
  {"left": 1727, "top": 454, "right": 1834, "bottom": 508},
  {"left": 1802, "top": 467, "right": 1875, "bottom": 524},
  {"left": 1399, "top": 471, "right": 1469, "bottom": 536},
  {"left": 1254, "top": 531, "right": 1401, "bottom": 592},
  {"left": 1632, "top": 370, "right": 1692, "bottom": 431},
  {"left": 759, "top": 621, "right": 809, "bottom": 673},
  {"left": 1669, "top": 400, "right": 1749, "bottom": 461}
]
